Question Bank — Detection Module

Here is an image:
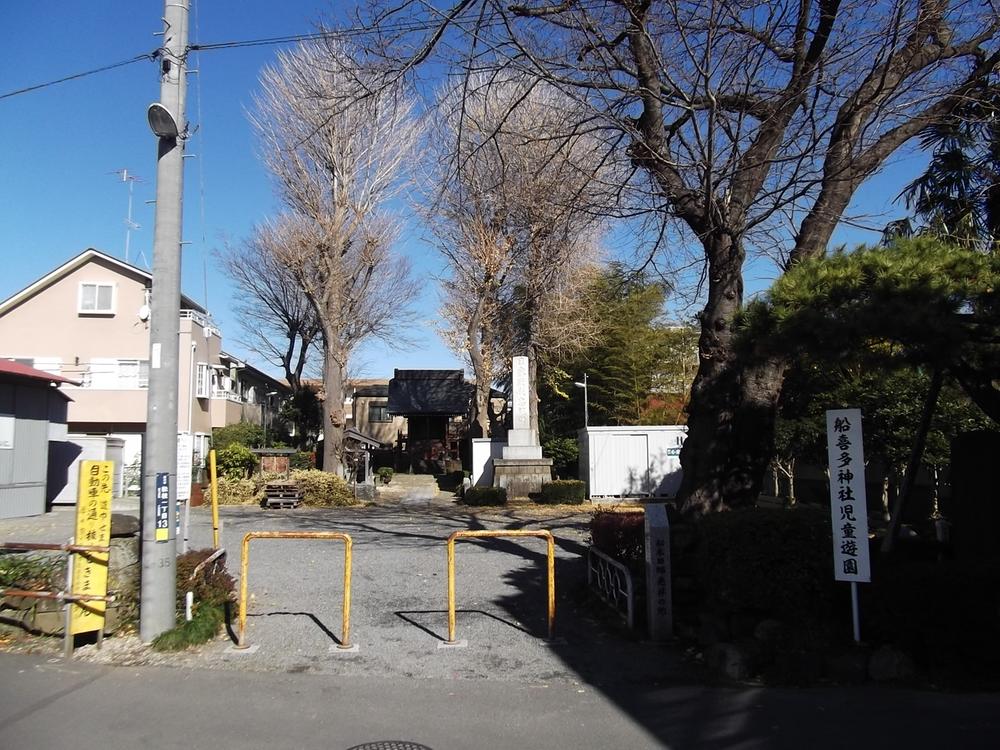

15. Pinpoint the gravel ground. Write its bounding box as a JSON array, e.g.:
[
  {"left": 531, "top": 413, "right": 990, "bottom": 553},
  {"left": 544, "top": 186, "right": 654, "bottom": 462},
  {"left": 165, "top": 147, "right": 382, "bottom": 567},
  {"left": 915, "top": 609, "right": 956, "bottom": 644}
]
[{"left": 2, "top": 498, "right": 694, "bottom": 688}]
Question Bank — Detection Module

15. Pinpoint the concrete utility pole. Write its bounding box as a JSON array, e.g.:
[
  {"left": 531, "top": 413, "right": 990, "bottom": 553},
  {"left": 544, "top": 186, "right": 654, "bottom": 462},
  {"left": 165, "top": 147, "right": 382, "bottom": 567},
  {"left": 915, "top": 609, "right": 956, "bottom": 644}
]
[{"left": 140, "top": 0, "right": 189, "bottom": 642}]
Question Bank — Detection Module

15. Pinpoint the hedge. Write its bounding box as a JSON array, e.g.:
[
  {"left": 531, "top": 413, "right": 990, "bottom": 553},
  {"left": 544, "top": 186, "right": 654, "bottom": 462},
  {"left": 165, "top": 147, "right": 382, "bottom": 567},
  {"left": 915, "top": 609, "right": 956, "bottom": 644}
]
[
  {"left": 462, "top": 486, "right": 508, "bottom": 506},
  {"left": 538, "top": 480, "right": 586, "bottom": 504},
  {"left": 589, "top": 510, "right": 645, "bottom": 573},
  {"left": 693, "top": 507, "right": 839, "bottom": 624}
]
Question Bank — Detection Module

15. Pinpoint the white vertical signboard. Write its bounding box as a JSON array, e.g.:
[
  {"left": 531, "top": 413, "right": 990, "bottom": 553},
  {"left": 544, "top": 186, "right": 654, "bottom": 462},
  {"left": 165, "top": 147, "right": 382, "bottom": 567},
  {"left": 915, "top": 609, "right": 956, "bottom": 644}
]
[
  {"left": 826, "top": 408, "right": 870, "bottom": 642},
  {"left": 826, "top": 409, "right": 871, "bottom": 582},
  {"left": 176, "top": 432, "right": 193, "bottom": 501}
]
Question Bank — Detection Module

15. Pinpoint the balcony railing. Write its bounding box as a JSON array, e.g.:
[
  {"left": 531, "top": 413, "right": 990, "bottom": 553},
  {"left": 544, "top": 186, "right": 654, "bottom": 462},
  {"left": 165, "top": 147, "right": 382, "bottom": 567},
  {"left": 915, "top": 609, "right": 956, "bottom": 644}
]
[
  {"left": 179, "top": 309, "right": 217, "bottom": 331},
  {"left": 211, "top": 387, "right": 250, "bottom": 403}
]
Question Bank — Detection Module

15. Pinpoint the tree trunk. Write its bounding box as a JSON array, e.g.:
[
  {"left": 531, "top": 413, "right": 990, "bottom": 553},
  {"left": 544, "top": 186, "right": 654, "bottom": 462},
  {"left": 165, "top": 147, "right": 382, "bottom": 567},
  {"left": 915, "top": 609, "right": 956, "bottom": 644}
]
[
  {"left": 722, "top": 355, "right": 789, "bottom": 507},
  {"left": 678, "top": 232, "right": 744, "bottom": 516},
  {"left": 322, "top": 346, "right": 346, "bottom": 476},
  {"left": 466, "top": 301, "right": 491, "bottom": 438},
  {"left": 527, "top": 341, "right": 540, "bottom": 437},
  {"left": 881, "top": 366, "right": 944, "bottom": 554},
  {"left": 787, "top": 457, "right": 797, "bottom": 506}
]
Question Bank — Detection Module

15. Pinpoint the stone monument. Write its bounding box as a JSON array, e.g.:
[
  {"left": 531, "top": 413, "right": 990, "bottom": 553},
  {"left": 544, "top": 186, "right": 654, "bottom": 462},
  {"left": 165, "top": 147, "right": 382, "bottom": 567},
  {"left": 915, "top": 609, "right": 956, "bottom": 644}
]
[{"left": 493, "top": 356, "right": 553, "bottom": 498}]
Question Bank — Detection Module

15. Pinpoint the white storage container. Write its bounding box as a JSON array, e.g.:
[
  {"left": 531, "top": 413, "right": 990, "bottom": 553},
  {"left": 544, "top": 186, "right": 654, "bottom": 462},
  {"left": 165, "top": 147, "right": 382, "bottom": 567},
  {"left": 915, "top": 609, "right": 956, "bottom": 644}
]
[{"left": 578, "top": 425, "right": 686, "bottom": 499}]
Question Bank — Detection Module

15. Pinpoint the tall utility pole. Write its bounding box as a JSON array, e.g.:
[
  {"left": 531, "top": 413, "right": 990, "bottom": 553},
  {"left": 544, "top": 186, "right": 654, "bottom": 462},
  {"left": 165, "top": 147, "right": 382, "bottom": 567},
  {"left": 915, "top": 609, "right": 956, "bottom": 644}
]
[{"left": 140, "top": 0, "right": 189, "bottom": 642}]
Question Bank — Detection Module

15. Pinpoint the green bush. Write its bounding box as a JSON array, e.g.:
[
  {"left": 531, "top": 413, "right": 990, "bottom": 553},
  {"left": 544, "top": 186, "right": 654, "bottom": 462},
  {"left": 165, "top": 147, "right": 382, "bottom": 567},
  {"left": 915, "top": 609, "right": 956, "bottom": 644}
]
[
  {"left": 175, "top": 548, "right": 235, "bottom": 611},
  {"left": 152, "top": 605, "right": 225, "bottom": 651},
  {"left": 462, "top": 486, "right": 508, "bottom": 506},
  {"left": 589, "top": 510, "right": 645, "bottom": 572},
  {"left": 290, "top": 451, "right": 315, "bottom": 470},
  {"left": 693, "top": 507, "right": 839, "bottom": 624},
  {"left": 290, "top": 469, "right": 357, "bottom": 507},
  {"left": 153, "top": 548, "right": 235, "bottom": 652},
  {"left": 376, "top": 466, "right": 394, "bottom": 484},
  {"left": 0, "top": 552, "right": 63, "bottom": 591},
  {"left": 215, "top": 443, "right": 257, "bottom": 478},
  {"left": 538, "top": 480, "right": 587, "bottom": 504},
  {"left": 215, "top": 477, "right": 263, "bottom": 505},
  {"left": 213, "top": 422, "right": 265, "bottom": 449},
  {"left": 542, "top": 435, "right": 579, "bottom": 479}
]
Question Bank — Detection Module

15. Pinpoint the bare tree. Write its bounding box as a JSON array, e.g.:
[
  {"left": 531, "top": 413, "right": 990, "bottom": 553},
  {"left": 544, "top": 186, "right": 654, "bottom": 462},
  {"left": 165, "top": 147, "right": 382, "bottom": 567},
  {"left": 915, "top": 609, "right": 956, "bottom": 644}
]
[
  {"left": 217, "top": 222, "right": 320, "bottom": 394},
  {"left": 424, "top": 74, "right": 611, "bottom": 436},
  {"left": 251, "top": 41, "right": 421, "bottom": 474},
  {"left": 355, "top": 0, "right": 999, "bottom": 513}
]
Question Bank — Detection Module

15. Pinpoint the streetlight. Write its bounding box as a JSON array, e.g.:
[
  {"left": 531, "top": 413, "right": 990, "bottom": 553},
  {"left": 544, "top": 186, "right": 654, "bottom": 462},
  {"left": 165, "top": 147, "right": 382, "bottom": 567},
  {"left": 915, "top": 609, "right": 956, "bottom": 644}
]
[
  {"left": 573, "top": 373, "right": 589, "bottom": 427},
  {"left": 263, "top": 390, "right": 278, "bottom": 446}
]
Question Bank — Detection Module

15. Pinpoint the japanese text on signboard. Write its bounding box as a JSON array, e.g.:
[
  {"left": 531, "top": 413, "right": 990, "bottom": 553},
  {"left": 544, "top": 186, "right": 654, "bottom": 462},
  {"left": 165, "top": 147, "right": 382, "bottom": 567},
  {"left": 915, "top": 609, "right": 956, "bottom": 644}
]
[
  {"left": 70, "top": 460, "right": 113, "bottom": 635},
  {"left": 826, "top": 409, "right": 871, "bottom": 583},
  {"left": 155, "top": 472, "right": 170, "bottom": 542}
]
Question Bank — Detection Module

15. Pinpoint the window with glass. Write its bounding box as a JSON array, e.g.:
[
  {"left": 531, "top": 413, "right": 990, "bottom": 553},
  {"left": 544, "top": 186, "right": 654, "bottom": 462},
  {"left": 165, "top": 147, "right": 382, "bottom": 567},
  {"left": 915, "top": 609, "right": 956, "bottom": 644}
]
[
  {"left": 79, "top": 283, "right": 115, "bottom": 313},
  {"left": 368, "top": 403, "right": 390, "bottom": 423},
  {"left": 195, "top": 363, "right": 210, "bottom": 398}
]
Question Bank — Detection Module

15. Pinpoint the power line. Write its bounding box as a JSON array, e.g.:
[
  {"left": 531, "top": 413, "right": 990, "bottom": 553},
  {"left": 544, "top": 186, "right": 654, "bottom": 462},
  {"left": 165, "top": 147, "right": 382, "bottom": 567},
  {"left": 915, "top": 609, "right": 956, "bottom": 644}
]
[
  {"left": 0, "top": 53, "right": 154, "bottom": 101},
  {"left": 2, "top": 4, "right": 612, "bottom": 101}
]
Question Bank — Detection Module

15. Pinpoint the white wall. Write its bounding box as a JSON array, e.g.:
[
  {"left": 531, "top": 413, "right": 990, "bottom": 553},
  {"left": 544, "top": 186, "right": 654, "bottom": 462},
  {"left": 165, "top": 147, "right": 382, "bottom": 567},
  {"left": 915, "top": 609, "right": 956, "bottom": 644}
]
[
  {"left": 579, "top": 426, "right": 687, "bottom": 499},
  {"left": 471, "top": 439, "right": 506, "bottom": 487}
]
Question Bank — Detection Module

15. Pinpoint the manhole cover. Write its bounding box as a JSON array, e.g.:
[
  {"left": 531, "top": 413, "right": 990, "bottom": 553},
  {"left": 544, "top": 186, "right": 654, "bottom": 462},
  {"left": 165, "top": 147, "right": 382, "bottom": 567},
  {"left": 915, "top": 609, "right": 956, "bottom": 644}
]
[{"left": 346, "top": 744, "right": 433, "bottom": 750}]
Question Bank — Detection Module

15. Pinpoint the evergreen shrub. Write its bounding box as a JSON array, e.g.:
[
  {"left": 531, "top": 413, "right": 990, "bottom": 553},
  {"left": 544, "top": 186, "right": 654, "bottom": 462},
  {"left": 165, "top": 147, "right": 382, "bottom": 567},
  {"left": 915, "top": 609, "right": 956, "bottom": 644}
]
[
  {"left": 538, "top": 480, "right": 587, "bottom": 504},
  {"left": 290, "top": 451, "right": 315, "bottom": 470},
  {"left": 693, "top": 507, "right": 838, "bottom": 623},
  {"left": 212, "top": 422, "right": 265, "bottom": 449},
  {"left": 462, "top": 487, "right": 508, "bottom": 506},
  {"left": 215, "top": 443, "right": 257, "bottom": 478},
  {"left": 589, "top": 510, "right": 645, "bottom": 572}
]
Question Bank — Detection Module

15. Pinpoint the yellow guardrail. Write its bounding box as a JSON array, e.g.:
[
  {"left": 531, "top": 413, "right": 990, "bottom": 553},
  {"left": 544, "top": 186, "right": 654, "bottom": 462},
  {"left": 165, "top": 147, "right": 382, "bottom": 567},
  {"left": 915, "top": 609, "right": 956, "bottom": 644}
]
[
  {"left": 236, "top": 531, "right": 353, "bottom": 650},
  {"left": 446, "top": 529, "right": 555, "bottom": 643}
]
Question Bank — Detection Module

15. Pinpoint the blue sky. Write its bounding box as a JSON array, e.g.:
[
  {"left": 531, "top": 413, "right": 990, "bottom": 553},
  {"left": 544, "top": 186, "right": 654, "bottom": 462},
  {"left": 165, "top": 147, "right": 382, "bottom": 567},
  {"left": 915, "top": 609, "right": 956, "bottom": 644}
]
[{"left": 2, "top": 1, "right": 924, "bottom": 379}]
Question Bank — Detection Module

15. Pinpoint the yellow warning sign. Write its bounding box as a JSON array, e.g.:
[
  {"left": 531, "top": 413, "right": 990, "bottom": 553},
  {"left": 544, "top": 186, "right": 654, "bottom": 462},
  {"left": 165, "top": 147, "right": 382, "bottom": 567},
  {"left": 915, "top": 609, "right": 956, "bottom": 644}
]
[{"left": 70, "top": 460, "right": 113, "bottom": 635}]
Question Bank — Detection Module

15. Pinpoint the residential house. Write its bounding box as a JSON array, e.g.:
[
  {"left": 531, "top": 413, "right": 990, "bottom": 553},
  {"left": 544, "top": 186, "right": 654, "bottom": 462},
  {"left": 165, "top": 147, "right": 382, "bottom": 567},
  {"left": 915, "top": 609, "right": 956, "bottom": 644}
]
[
  {"left": 346, "top": 380, "right": 403, "bottom": 447},
  {"left": 0, "top": 249, "right": 287, "bottom": 497}
]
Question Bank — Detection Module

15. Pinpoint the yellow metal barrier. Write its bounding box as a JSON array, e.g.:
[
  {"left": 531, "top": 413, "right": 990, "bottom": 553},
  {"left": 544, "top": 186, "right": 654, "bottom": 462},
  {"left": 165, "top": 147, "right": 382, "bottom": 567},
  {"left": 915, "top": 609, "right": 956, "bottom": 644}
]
[
  {"left": 446, "top": 529, "right": 555, "bottom": 643},
  {"left": 236, "top": 531, "right": 353, "bottom": 650}
]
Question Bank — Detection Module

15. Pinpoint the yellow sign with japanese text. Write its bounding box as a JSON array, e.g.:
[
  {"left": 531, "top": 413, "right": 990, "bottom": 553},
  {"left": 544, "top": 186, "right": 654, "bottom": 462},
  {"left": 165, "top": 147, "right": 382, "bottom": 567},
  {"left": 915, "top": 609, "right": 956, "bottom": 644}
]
[{"left": 70, "top": 460, "right": 114, "bottom": 635}]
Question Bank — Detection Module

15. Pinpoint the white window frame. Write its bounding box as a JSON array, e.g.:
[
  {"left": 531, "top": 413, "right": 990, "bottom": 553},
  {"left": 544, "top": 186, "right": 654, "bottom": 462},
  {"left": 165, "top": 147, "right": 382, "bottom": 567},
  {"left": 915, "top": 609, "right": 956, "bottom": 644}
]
[
  {"left": 78, "top": 282, "right": 116, "bottom": 315},
  {"left": 195, "top": 363, "right": 210, "bottom": 399},
  {"left": 116, "top": 359, "right": 150, "bottom": 389}
]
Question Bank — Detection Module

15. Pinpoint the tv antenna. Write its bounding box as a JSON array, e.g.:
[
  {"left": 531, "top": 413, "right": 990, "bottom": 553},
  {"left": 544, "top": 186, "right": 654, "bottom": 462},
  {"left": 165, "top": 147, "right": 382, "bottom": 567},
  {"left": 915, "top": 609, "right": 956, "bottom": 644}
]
[{"left": 110, "top": 168, "right": 144, "bottom": 263}]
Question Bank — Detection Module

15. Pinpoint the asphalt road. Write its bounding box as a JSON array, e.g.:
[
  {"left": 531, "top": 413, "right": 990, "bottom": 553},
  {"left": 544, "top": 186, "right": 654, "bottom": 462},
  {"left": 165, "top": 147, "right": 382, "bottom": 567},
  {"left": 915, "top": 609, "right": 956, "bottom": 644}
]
[
  {"left": 3, "top": 501, "right": 1000, "bottom": 748},
  {"left": 2, "top": 653, "right": 1000, "bottom": 749}
]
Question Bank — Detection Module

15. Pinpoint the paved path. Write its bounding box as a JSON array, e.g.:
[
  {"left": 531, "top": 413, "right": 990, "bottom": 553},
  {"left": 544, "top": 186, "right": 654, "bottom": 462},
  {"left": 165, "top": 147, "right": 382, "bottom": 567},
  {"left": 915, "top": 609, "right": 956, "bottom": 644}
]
[{"left": 3, "top": 501, "right": 1000, "bottom": 748}]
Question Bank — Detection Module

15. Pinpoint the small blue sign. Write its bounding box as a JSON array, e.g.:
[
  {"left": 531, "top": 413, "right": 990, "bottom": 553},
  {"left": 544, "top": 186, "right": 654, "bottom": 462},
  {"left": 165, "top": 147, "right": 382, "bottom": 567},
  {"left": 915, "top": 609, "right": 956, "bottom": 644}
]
[{"left": 155, "top": 472, "right": 170, "bottom": 542}]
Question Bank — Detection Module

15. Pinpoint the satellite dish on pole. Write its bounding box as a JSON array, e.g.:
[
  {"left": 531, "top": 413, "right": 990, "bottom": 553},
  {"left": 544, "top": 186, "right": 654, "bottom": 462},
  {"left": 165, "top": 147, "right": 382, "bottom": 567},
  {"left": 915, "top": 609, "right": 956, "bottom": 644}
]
[{"left": 147, "top": 103, "right": 179, "bottom": 139}]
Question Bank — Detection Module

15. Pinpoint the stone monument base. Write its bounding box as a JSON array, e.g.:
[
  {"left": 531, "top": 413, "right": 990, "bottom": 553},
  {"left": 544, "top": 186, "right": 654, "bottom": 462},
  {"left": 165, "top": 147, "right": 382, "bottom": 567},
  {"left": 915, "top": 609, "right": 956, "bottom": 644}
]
[{"left": 493, "top": 458, "right": 553, "bottom": 499}]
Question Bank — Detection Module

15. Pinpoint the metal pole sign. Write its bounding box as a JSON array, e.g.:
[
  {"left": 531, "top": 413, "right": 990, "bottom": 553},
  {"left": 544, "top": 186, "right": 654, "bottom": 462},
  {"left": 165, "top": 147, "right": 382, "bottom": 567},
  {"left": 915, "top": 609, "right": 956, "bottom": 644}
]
[{"left": 826, "top": 408, "right": 870, "bottom": 643}]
